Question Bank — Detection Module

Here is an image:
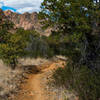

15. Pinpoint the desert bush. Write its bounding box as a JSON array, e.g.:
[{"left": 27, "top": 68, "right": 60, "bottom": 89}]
[
  {"left": 39, "top": 0, "right": 100, "bottom": 99},
  {"left": 27, "top": 34, "right": 54, "bottom": 58},
  {"left": 0, "top": 33, "right": 28, "bottom": 69},
  {"left": 52, "top": 63, "right": 100, "bottom": 100}
]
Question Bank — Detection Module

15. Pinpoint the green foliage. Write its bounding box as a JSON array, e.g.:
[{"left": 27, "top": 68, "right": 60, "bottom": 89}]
[
  {"left": 39, "top": 0, "right": 100, "bottom": 67},
  {"left": 0, "top": 23, "right": 54, "bottom": 69},
  {"left": 52, "top": 64, "right": 100, "bottom": 100},
  {"left": 39, "top": 0, "right": 100, "bottom": 100},
  {"left": 27, "top": 34, "right": 54, "bottom": 58},
  {"left": 39, "top": 0, "right": 95, "bottom": 33},
  {"left": 0, "top": 33, "right": 28, "bottom": 69},
  {"left": 14, "top": 28, "right": 54, "bottom": 58},
  {"left": 0, "top": 17, "right": 14, "bottom": 43},
  {"left": 0, "top": 20, "right": 34, "bottom": 69}
]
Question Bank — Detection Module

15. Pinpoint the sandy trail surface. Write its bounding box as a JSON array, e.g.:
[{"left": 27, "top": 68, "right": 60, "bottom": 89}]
[{"left": 14, "top": 60, "right": 65, "bottom": 100}]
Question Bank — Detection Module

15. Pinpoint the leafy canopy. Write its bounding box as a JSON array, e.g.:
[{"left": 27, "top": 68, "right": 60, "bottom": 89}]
[
  {"left": 39, "top": 0, "right": 100, "bottom": 68},
  {"left": 39, "top": 0, "right": 100, "bottom": 100}
]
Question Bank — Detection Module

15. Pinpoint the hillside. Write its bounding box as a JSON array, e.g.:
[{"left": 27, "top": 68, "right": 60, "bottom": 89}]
[
  {"left": 0, "top": 9, "right": 51, "bottom": 36},
  {"left": 3, "top": 9, "right": 51, "bottom": 36},
  {"left": 0, "top": 0, "right": 100, "bottom": 99}
]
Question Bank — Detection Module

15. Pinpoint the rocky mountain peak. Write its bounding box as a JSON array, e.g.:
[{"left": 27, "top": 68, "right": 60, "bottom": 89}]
[
  {"left": 0, "top": 9, "right": 51, "bottom": 36},
  {"left": 4, "top": 10, "right": 37, "bottom": 27}
]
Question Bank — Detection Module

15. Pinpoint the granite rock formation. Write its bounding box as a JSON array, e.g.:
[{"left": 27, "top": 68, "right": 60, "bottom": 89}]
[{"left": 3, "top": 10, "right": 51, "bottom": 36}]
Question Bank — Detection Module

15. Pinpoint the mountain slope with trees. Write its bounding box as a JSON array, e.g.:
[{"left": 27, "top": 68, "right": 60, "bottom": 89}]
[{"left": 0, "top": 0, "right": 100, "bottom": 99}]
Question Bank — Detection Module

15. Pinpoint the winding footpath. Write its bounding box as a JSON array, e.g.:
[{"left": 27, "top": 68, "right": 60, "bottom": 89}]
[{"left": 14, "top": 60, "right": 65, "bottom": 100}]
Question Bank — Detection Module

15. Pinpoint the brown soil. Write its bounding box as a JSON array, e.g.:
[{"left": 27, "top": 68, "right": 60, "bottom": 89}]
[{"left": 14, "top": 60, "right": 65, "bottom": 100}]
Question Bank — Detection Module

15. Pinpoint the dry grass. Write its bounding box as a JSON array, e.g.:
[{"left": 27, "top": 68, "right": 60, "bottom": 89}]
[{"left": 0, "top": 60, "right": 23, "bottom": 100}]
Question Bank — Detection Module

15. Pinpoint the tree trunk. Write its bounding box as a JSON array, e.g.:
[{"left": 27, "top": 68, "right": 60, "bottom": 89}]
[{"left": 11, "top": 58, "right": 17, "bottom": 70}]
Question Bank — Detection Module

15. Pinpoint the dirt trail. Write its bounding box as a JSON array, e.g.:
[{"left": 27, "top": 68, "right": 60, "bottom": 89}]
[{"left": 15, "top": 60, "right": 65, "bottom": 100}]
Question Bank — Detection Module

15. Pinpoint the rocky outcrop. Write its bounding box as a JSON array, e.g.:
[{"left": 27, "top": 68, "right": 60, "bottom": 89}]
[
  {"left": 0, "top": 9, "right": 51, "bottom": 36},
  {"left": 4, "top": 11, "right": 36, "bottom": 30},
  {"left": 3, "top": 10, "right": 51, "bottom": 36}
]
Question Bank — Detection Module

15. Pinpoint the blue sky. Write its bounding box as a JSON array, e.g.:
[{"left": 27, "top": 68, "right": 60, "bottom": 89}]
[{"left": 0, "top": 0, "right": 43, "bottom": 13}]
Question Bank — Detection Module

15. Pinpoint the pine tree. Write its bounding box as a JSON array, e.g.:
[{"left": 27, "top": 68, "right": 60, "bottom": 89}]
[
  {"left": 0, "top": 18, "right": 29, "bottom": 69},
  {"left": 39, "top": 0, "right": 100, "bottom": 69},
  {"left": 39, "top": 0, "right": 100, "bottom": 100},
  {"left": 0, "top": 33, "right": 28, "bottom": 69}
]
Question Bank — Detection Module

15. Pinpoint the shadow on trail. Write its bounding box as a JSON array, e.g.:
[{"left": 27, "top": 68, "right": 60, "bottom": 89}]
[{"left": 21, "top": 65, "right": 40, "bottom": 74}]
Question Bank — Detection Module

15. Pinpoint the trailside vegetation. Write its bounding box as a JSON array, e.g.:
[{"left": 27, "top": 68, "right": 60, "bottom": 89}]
[
  {"left": 39, "top": 0, "right": 100, "bottom": 100},
  {"left": 0, "top": 22, "right": 53, "bottom": 69},
  {"left": 0, "top": 21, "right": 31, "bottom": 69},
  {"left": 0, "top": 1, "right": 100, "bottom": 99}
]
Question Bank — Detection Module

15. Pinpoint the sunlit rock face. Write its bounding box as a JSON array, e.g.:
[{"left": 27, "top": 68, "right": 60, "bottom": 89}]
[
  {"left": 3, "top": 10, "right": 51, "bottom": 36},
  {"left": 4, "top": 10, "right": 38, "bottom": 30}
]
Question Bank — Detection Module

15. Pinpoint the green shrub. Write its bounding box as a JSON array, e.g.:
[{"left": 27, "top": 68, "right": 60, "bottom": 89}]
[
  {"left": 52, "top": 64, "right": 100, "bottom": 100},
  {"left": 0, "top": 33, "right": 28, "bottom": 69}
]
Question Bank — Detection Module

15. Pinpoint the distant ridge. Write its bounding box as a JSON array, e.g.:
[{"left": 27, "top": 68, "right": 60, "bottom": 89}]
[{"left": 2, "top": 9, "right": 51, "bottom": 36}]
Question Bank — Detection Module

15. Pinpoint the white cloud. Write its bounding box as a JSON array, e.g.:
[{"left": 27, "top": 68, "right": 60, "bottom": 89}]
[
  {"left": 0, "top": 0, "right": 43, "bottom": 13},
  {"left": 0, "top": 3, "right": 3, "bottom": 8},
  {"left": 17, "top": 7, "right": 35, "bottom": 13}
]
